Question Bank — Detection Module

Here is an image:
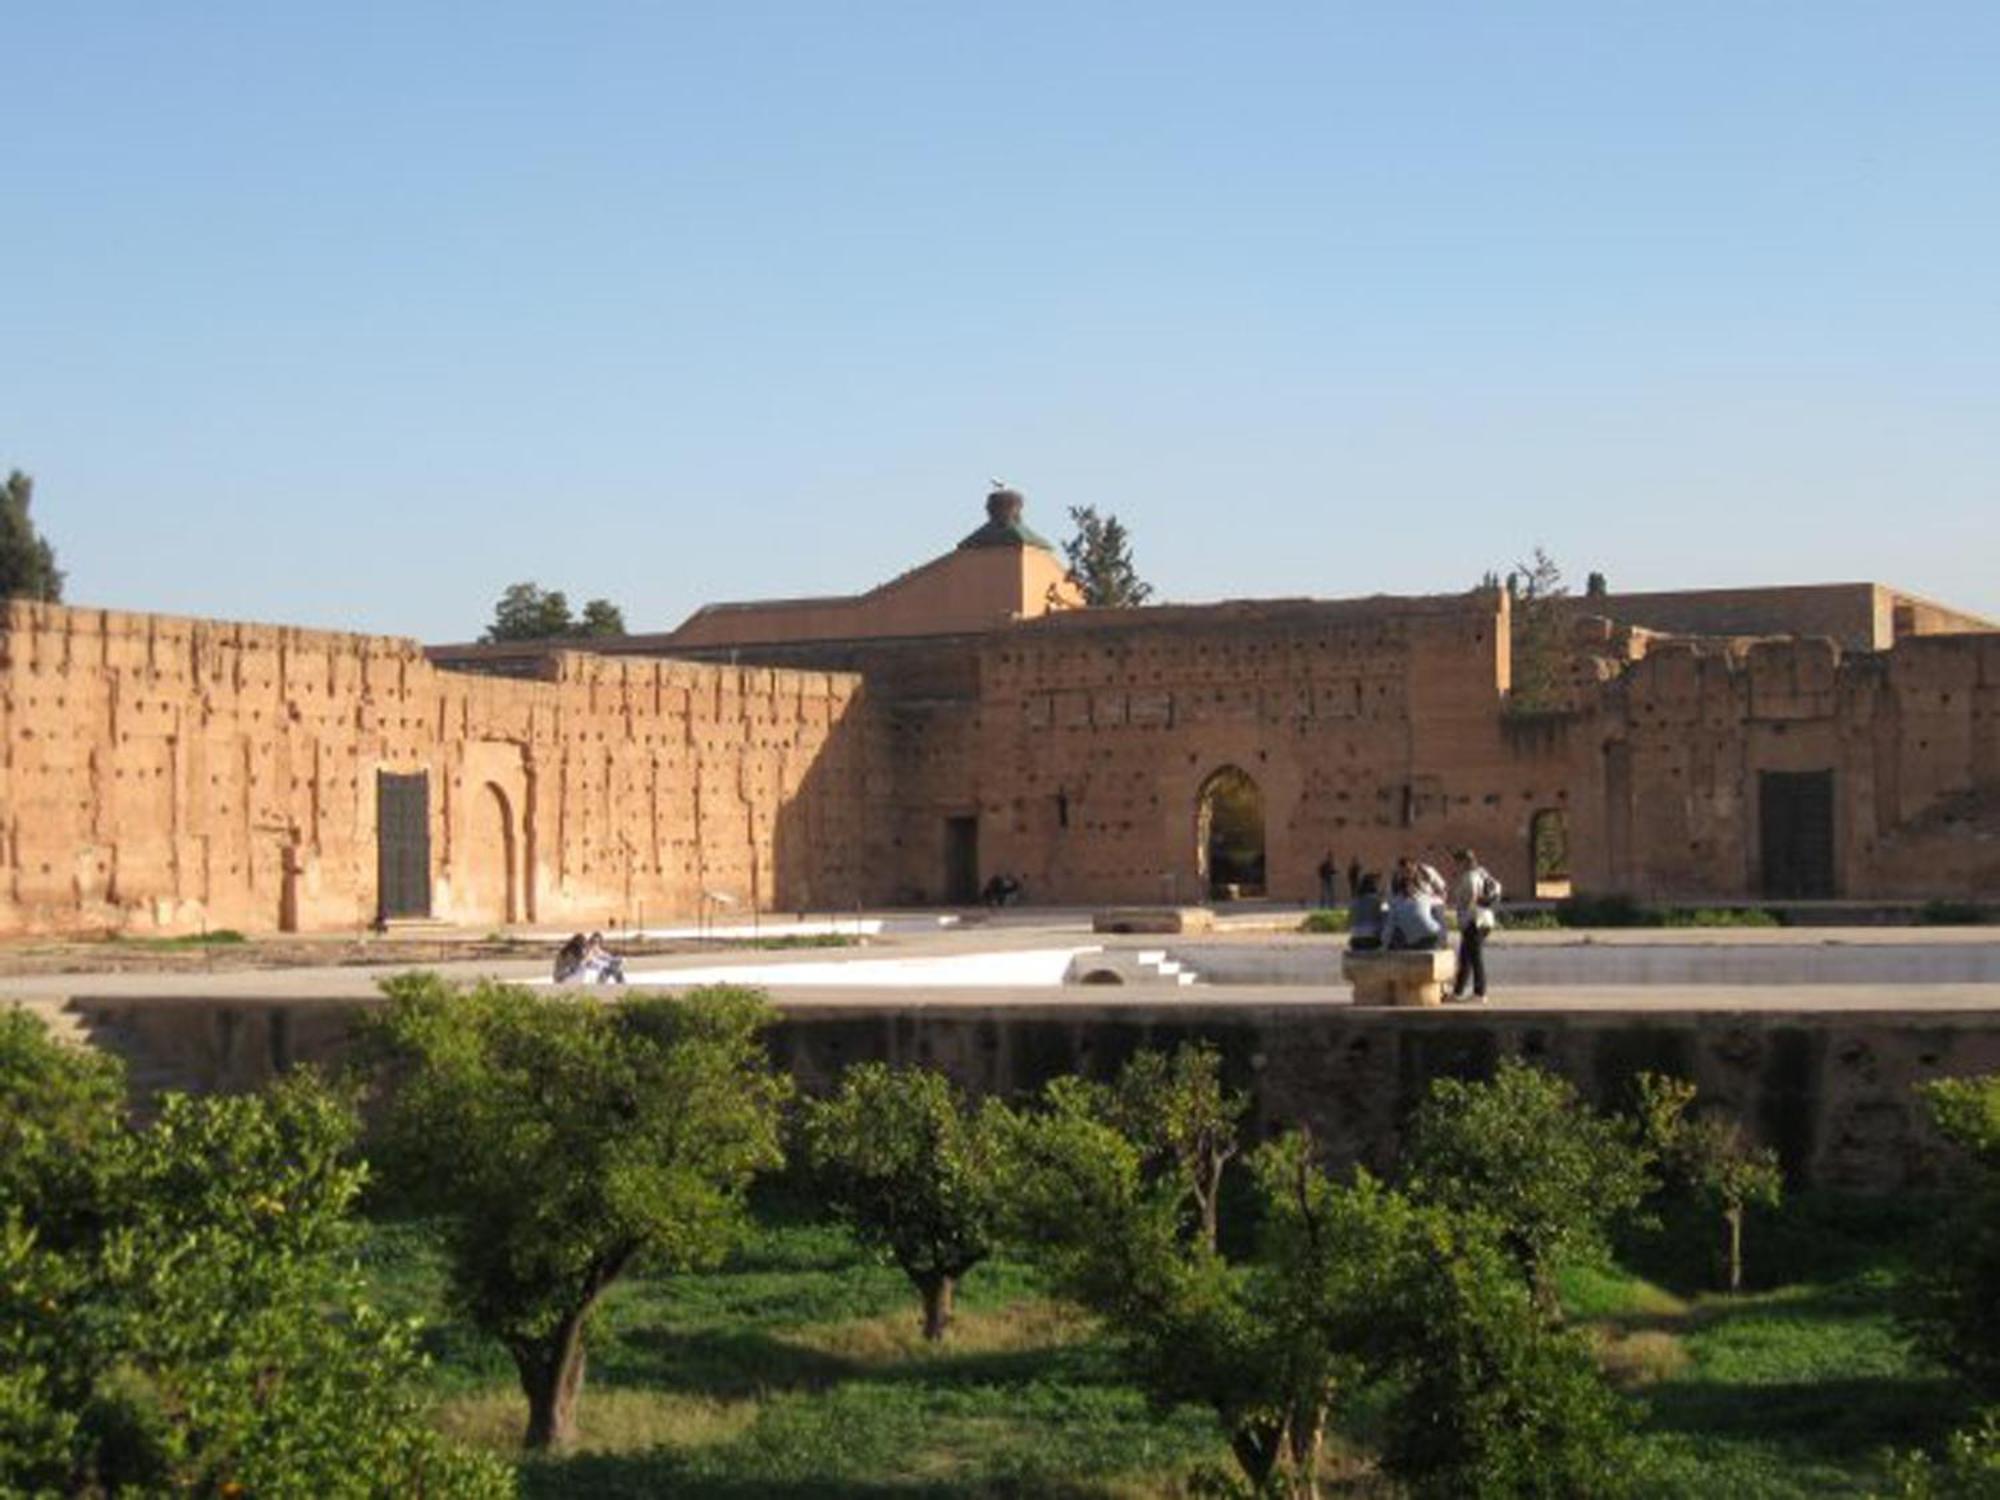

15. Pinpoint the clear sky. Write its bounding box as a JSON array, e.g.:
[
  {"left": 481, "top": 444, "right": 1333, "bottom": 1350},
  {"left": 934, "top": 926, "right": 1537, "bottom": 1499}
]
[{"left": 6, "top": 3, "right": 1998, "bottom": 641}]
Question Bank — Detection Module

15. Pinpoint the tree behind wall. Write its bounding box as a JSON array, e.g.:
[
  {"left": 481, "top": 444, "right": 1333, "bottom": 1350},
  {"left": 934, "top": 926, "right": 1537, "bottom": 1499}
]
[
  {"left": 482, "top": 582, "right": 627, "bottom": 642},
  {"left": 575, "top": 597, "right": 626, "bottom": 637},
  {"left": 1504, "top": 547, "right": 1572, "bottom": 715},
  {"left": 0, "top": 471, "right": 63, "bottom": 603},
  {"left": 1063, "top": 506, "right": 1153, "bottom": 607}
]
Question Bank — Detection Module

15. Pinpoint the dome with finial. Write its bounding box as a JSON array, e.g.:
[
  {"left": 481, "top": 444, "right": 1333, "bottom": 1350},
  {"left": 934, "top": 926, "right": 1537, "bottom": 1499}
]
[{"left": 958, "top": 482, "right": 1054, "bottom": 551}]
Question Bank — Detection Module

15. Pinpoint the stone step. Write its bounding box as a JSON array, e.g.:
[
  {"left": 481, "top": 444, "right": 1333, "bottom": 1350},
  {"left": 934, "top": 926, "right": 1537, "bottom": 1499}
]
[{"left": 375, "top": 917, "right": 464, "bottom": 937}]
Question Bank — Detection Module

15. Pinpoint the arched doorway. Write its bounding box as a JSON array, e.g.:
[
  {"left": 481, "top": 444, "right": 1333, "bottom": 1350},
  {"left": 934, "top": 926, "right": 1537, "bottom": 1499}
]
[
  {"left": 465, "top": 782, "right": 517, "bottom": 925},
  {"left": 1196, "top": 766, "right": 1265, "bottom": 900},
  {"left": 1529, "top": 808, "right": 1570, "bottom": 899}
]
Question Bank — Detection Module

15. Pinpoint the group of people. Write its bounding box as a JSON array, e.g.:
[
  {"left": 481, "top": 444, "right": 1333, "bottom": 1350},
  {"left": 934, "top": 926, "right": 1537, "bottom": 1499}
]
[
  {"left": 552, "top": 931, "right": 626, "bottom": 985},
  {"left": 1341, "top": 847, "right": 1503, "bottom": 1002},
  {"left": 980, "top": 873, "right": 1026, "bottom": 908}
]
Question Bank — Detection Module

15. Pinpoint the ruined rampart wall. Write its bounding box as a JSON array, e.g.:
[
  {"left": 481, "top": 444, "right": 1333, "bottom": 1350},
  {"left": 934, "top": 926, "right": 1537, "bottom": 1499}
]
[
  {"left": 970, "top": 593, "right": 1576, "bottom": 903},
  {"left": 0, "top": 602, "right": 889, "bottom": 937},
  {"left": 1583, "top": 631, "right": 2000, "bottom": 899}
]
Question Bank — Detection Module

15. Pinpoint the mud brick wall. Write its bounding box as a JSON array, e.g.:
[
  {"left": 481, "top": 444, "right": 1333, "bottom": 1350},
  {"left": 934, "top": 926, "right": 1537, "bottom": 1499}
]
[
  {"left": 970, "top": 592, "right": 1574, "bottom": 904},
  {"left": 8, "top": 589, "right": 2000, "bottom": 937},
  {"left": 1581, "top": 631, "right": 2000, "bottom": 899},
  {"left": 0, "top": 601, "right": 891, "bottom": 936}
]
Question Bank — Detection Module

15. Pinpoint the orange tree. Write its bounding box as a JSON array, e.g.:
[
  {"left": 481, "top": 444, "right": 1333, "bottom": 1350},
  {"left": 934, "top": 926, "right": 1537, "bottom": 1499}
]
[
  {"left": 361, "top": 975, "right": 788, "bottom": 1451},
  {"left": 0, "top": 1009, "right": 506, "bottom": 1496}
]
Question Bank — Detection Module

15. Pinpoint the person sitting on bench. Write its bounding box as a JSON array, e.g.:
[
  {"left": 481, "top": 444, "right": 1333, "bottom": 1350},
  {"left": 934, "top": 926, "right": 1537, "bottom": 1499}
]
[
  {"left": 1384, "top": 873, "right": 1447, "bottom": 951},
  {"left": 1347, "top": 872, "right": 1386, "bottom": 951}
]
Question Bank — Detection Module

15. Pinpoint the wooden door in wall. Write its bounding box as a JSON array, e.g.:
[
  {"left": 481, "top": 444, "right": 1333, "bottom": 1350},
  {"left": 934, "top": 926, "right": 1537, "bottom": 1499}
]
[
  {"left": 944, "top": 816, "right": 979, "bottom": 905},
  {"left": 1758, "top": 770, "right": 1835, "bottom": 899},
  {"left": 377, "top": 771, "right": 433, "bottom": 921}
]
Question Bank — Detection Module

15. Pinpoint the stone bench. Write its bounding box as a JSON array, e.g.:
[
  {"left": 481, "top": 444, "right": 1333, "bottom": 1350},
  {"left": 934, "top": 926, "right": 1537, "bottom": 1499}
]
[{"left": 1341, "top": 949, "right": 1456, "bottom": 1007}]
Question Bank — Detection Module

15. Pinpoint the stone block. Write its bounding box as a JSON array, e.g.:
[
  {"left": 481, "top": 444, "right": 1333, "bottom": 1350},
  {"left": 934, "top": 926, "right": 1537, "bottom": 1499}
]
[
  {"left": 1092, "top": 906, "right": 1216, "bottom": 935},
  {"left": 1341, "top": 949, "right": 1457, "bottom": 1008}
]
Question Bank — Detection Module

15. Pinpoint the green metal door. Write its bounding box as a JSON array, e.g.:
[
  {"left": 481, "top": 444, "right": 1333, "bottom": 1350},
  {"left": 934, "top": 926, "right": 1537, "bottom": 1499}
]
[{"left": 376, "top": 771, "right": 432, "bottom": 920}]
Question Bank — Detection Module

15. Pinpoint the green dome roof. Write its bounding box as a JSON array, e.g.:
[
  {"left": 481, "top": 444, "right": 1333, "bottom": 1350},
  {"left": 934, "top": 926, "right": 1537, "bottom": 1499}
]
[{"left": 958, "top": 487, "right": 1054, "bottom": 551}]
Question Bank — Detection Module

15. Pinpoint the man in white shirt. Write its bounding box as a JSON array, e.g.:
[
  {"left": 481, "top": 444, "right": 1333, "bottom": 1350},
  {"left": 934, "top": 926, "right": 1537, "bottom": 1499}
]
[{"left": 1449, "top": 848, "right": 1502, "bottom": 1002}]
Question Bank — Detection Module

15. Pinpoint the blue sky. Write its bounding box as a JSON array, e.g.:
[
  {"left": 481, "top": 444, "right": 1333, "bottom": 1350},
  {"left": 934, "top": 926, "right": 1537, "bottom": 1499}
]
[{"left": 5, "top": 3, "right": 1997, "bottom": 640}]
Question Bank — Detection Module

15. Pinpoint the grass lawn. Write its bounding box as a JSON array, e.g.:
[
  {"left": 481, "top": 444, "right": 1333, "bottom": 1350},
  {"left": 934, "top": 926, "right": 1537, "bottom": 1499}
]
[
  {"left": 362, "top": 1200, "right": 1231, "bottom": 1498},
  {"left": 362, "top": 1191, "right": 1963, "bottom": 1497}
]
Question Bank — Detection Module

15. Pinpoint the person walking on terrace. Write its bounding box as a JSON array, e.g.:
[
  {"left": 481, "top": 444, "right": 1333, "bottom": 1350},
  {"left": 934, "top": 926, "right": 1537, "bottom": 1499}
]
[{"left": 1449, "top": 847, "right": 1502, "bottom": 1002}]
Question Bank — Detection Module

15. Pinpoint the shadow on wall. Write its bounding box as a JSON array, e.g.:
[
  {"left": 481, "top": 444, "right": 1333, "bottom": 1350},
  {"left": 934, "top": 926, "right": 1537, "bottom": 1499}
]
[
  {"left": 767, "top": 685, "right": 897, "bottom": 918},
  {"left": 55, "top": 996, "right": 2000, "bottom": 1193}
]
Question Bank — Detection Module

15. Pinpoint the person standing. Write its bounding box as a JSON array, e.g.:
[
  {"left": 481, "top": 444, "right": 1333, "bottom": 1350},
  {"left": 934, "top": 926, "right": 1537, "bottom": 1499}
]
[
  {"left": 1316, "top": 851, "right": 1338, "bottom": 909},
  {"left": 1449, "top": 848, "right": 1502, "bottom": 1002}
]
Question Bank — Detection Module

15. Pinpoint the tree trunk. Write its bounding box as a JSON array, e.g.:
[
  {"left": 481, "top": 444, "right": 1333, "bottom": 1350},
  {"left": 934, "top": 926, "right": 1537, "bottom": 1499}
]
[
  {"left": 1200, "top": 1161, "right": 1223, "bottom": 1252},
  {"left": 1726, "top": 1206, "right": 1744, "bottom": 1294},
  {"left": 919, "top": 1274, "right": 956, "bottom": 1342},
  {"left": 1228, "top": 1421, "right": 1283, "bottom": 1493},
  {"left": 1280, "top": 1406, "right": 1325, "bottom": 1499},
  {"left": 517, "top": 1311, "right": 590, "bottom": 1451},
  {"left": 1531, "top": 1266, "right": 1563, "bottom": 1322}
]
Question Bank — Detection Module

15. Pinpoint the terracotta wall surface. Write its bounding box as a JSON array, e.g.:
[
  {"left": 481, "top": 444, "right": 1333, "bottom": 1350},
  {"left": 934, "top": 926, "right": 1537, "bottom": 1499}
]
[
  {"left": 0, "top": 601, "right": 889, "bottom": 937},
  {"left": 968, "top": 592, "right": 1573, "bottom": 904},
  {"left": 1579, "top": 631, "right": 2000, "bottom": 899},
  {"left": 8, "top": 584, "right": 2000, "bottom": 937},
  {"left": 640, "top": 543, "right": 1080, "bottom": 650},
  {"left": 1591, "top": 584, "right": 1897, "bottom": 651}
]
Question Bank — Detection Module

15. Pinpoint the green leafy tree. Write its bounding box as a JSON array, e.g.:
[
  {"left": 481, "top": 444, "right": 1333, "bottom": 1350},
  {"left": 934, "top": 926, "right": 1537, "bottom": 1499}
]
[
  {"left": 362, "top": 975, "right": 789, "bottom": 1450},
  {"left": 1106, "top": 1043, "right": 1248, "bottom": 1252},
  {"left": 1503, "top": 546, "right": 1571, "bottom": 715},
  {"left": 1366, "top": 1203, "right": 1638, "bottom": 1499},
  {"left": 1889, "top": 1406, "right": 2000, "bottom": 1499},
  {"left": 1634, "top": 1073, "right": 1783, "bottom": 1292},
  {"left": 1062, "top": 505, "right": 1153, "bottom": 607},
  {"left": 994, "top": 1087, "right": 1367, "bottom": 1498},
  {"left": 1404, "top": 1056, "right": 1655, "bottom": 1314},
  {"left": 482, "top": 581, "right": 576, "bottom": 641},
  {"left": 575, "top": 597, "right": 627, "bottom": 637},
  {"left": 0, "top": 1008, "right": 124, "bottom": 1241},
  {"left": 996, "top": 1082, "right": 1636, "bottom": 1500},
  {"left": 0, "top": 1010, "right": 508, "bottom": 1497},
  {"left": 0, "top": 471, "right": 63, "bottom": 603},
  {"left": 1906, "top": 1074, "right": 2000, "bottom": 1395},
  {"left": 800, "top": 1063, "right": 1002, "bottom": 1340},
  {"left": 481, "top": 583, "right": 628, "bottom": 642}
]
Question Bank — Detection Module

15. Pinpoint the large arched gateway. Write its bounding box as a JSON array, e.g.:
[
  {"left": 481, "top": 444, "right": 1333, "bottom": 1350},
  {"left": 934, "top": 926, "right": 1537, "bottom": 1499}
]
[{"left": 1196, "top": 766, "right": 1265, "bottom": 900}]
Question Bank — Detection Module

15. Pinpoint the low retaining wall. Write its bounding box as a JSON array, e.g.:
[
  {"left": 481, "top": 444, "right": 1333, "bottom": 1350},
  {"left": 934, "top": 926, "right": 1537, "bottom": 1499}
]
[
  {"left": 1173, "top": 939, "right": 2000, "bottom": 987},
  {"left": 59, "top": 994, "right": 2000, "bottom": 1192}
]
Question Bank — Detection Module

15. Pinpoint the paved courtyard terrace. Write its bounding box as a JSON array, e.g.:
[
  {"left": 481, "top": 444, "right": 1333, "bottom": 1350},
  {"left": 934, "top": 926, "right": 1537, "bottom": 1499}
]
[
  {"left": 8, "top": 908, "right": 2000, "bottom": 1013},
  {"left": 7, "top": 908, "right": 2000, "bottom": 1193}
]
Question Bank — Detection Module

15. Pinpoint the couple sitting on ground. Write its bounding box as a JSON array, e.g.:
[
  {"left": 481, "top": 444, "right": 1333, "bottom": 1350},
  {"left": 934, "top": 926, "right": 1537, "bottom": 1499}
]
[
  {"left": 1347, "top": 848, "right": 1502, "bottom": 1002},
  {"left": 552, "top": 931, "right": 626, "bottom": 986}
]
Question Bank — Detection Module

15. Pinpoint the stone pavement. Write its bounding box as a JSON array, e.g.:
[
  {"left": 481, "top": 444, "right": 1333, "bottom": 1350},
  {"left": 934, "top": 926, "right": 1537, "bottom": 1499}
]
[{"left": 5, "top": 915, "right": 2000, "bottom": 1016}]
